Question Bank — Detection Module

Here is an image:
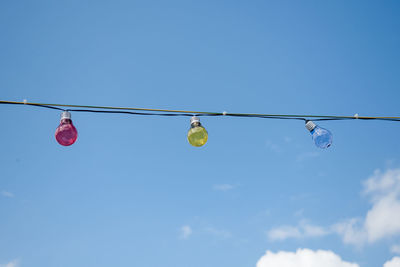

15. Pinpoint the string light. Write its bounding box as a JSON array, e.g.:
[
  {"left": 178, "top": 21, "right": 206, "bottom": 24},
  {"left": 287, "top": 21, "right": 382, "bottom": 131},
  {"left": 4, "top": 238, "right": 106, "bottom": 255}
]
[
  {"left": 0, "top": 100, "right": 399, "bottom": 148},
  {"left": 305, "top": 121, "right": 333, "bottom": 149},
  {"left": 187, "top": 116, "right": 208, "bottom": 147},
  {"left": 55, "top": 111, "right": 78, "bottom": 146}
]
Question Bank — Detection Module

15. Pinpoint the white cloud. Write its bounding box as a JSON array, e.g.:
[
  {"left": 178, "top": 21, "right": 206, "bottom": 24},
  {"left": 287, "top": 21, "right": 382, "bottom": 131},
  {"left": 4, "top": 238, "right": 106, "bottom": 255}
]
[
  {"left": 267, "top": 221, "right": 329, "bottom": 241},
  {"left": 384, "top": 256, "right": 400, "bottom": 267},
  {"left": 1, "top": 191, "right": 14, "bottom": 198},
  {"left": 268, "top": 225, "right": 301, "bottom": 241},
  {"left": 286, "top": 168, "right": 400, "bottom": 247},
  {"left": 256, "top": 248, "right": 359, "bottom": 267},
  {"left": 363, "top": 169, "right": 400, "bottom": 197},
  {"left": 332, "top": 218, "right": 367, "bottom": 247},
  {"left": 365, "top": 194, "right": 400, "bottom": 242},
  {"left": 265, "top": 168, "right": 400, "bottom": 249},
  {"left": 0, "top": 260, "right": 19, "bottom": 267},
  {"left": 364, "top": 169, "right": 400, "bottom": 243},
  {"left": 302, "top": 222, "right": 329, "bottom": 237},
  {"left": 391, "top": 245, "right": 400, "bottom": 254},
  {"left": 334, "top": 169, "right": 400, "bottom": 246},
  {"left": 179, "top": 225, "right": 192, "bottom": 240},
  {"left": 212, "top": 184, "right": 236, "bottom": 192}
]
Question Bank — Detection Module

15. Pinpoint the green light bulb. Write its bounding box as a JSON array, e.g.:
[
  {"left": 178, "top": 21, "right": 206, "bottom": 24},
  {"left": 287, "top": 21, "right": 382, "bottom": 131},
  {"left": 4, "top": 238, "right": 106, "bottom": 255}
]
[{"left": 187, "top": 116, "right": 208, "bottom": 147}]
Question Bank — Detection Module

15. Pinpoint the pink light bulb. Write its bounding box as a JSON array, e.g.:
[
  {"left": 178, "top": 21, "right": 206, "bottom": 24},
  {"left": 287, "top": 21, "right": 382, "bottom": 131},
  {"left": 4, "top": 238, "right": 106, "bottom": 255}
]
[{"left": 55, "top": 111, "right": 78, "bottom": 146}]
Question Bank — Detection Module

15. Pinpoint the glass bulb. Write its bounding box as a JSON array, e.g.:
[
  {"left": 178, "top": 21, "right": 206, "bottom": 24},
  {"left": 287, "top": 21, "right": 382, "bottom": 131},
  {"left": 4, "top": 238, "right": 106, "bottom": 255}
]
[
  {"left": 305, "top": 121, "right": 332, "bottom": 149},
  {"left": 187, "top": 116, "right": 208, "bottom": 147},
  {"left": 55, "top": 111, "right": 78, "bottom": 146}
]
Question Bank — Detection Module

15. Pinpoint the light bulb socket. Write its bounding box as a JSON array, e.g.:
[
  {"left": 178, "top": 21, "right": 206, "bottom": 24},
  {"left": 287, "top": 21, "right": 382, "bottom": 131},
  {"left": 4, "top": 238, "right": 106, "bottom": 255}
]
[
  {"left": 305, "top": 120, "right": 316, "bottom": 132},
  {"left": 60, "top": 111, "right": 72, "bottom": 121},
  {"left": 190, "top": 116, "right": 201, "bottom": 126}
]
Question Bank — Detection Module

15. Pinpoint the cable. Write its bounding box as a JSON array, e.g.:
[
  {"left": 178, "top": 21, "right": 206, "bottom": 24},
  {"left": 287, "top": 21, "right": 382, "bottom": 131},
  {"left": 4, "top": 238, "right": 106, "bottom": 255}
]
[
  {"left": 0, "top": 100, "right": 399, "bottom": 122},
  {"left": 2, "top": 99, "right": 396, "bottom": 148},
  {"left": 68, "top": 109, "right": 194, "bottom": 117}
]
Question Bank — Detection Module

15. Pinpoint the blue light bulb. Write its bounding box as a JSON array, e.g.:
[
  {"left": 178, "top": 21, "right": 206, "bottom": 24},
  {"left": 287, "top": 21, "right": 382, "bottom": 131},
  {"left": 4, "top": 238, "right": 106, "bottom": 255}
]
[{"left": 305, "top": 121, "right": 333, "bottom": 149}]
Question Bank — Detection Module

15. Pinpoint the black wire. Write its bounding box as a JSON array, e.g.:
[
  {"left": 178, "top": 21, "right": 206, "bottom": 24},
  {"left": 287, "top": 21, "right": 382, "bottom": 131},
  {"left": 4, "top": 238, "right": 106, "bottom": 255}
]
[
  {"left": 68, "top": 109, "right": 194, "bottom": 117},
  {"left": 0, "top": 101, "right": 65, "bottom": 111},
  {"left": 1, "top": 101, "right": 400, "bottom": 122},
  {"left": 195, "top": 113, "right": 222, "bottom": 117},
  {"left": 225, "top": 114, "right": 307, "bottom": 121},
  {"left": 312, "top": 117, "right": 400, "bottom": 122},
  {"left": 28, "top": 104, "right": 65, "bottom": 111},
  {"left": 312, "top": 118, "right": 354, "bottom": 121}
]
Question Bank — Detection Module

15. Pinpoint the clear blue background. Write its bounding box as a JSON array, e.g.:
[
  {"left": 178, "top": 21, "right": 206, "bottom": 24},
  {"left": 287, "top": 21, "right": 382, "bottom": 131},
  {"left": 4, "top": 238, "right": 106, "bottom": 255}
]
[{"left": 0, "top": 1, "right": 399, "bottom": 266}]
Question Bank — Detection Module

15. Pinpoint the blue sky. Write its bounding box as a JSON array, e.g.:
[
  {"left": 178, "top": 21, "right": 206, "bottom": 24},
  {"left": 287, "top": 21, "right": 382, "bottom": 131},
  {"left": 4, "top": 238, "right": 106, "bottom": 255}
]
[{"left": 1, "top": 1, "right": 400, "bottom": 266}]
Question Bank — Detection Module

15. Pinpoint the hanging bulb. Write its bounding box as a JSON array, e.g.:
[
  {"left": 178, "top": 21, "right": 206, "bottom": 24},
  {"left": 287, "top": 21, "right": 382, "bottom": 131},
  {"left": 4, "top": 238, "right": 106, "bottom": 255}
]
[
  {"left": 187, "top": 116, "right": 208, "bottom": 147},
  {"left": 305, "top": 120, "right": 332, "bottom": 149},
  {"left": 55, "top": 111, "right": 78, "bottom": 146}
]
